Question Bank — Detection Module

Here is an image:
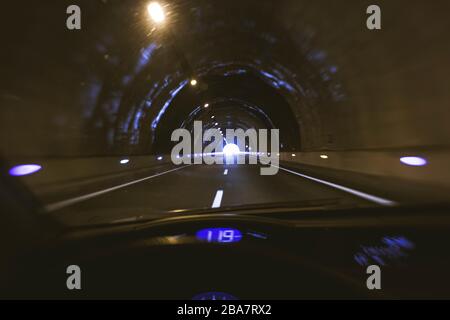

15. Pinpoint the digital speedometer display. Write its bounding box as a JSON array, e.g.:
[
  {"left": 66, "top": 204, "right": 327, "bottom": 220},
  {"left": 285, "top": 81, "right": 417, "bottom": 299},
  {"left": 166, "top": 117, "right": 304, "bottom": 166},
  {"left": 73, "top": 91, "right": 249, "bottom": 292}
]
[{"left": 196, "top": 228, "right": 242, "bottom": 243}]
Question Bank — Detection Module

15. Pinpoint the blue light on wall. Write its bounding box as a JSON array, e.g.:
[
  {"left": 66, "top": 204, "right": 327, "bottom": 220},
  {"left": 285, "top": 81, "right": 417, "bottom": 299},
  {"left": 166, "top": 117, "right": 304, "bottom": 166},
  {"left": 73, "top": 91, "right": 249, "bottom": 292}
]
[
  {"left": 196, "top": 228, "right": 242, "bottom": 243},
  {"left": 9, "top": 164, "right": 42, "bottom": 176},
  {"left": 400, "top": 156, "right": 427, "bottom": 166}
]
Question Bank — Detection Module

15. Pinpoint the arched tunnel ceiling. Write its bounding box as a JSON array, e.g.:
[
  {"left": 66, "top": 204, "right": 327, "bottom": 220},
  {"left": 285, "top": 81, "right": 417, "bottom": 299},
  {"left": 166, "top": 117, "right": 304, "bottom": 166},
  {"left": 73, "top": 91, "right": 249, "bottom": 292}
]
[
  {"left": 1, "top": 0, "right": 449, "bottom": 157},
  {"left": 152, "top": 72, "right": 301, "bottom": 153}
]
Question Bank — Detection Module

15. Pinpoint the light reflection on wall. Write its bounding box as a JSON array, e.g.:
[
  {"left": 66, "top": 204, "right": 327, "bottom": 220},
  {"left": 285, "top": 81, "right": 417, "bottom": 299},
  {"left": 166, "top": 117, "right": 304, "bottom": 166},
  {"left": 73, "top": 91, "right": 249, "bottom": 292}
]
[
  {"left": 134, "top": 43, "right": 159, "bottom": 75},
  {"left": 9, "top": 164, "right": 42, "bottom": 176},
  {"left": 151, "top": 79, "right": 189, "bottom": 130},
  {"left": 400, "top": 156, "right": 427, "bottom": 167}
]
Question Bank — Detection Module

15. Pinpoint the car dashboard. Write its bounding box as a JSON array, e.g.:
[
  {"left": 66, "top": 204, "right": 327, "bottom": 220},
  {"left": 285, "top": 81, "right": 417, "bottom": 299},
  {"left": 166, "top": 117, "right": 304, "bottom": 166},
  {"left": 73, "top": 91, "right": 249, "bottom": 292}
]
[{"left": 3, "top": 205, "right": 450, "bottom": 300}]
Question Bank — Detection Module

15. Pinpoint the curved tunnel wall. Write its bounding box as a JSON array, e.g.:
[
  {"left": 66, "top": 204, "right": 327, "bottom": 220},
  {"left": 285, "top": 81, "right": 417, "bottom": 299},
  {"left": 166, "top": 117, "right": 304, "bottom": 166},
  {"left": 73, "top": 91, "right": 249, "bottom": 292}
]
[{"left": 1, "top": 0, "right": 449, "bottom": 159}]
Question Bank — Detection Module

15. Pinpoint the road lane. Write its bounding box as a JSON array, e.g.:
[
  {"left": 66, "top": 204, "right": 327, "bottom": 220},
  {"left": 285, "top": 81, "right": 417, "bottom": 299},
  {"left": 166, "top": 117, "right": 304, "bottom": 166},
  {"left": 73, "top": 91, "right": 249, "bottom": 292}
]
[
  {"left": 273, "top": 165, "right": 396, "bottom": 206},
  {"left": 54, "top": 164, "right": 226, "bottom": 226},
  {"left": 52, "top": 163, "right": 380, "bottom": 226},
  {"left": 217, "top": 164, "right": 370, "bottom": 208},
  {"left": 211, "top": 190, "right": 224, "bottom": 208},
  {"left": 44, "top": 165, "right": 193, "bottom": 212}
]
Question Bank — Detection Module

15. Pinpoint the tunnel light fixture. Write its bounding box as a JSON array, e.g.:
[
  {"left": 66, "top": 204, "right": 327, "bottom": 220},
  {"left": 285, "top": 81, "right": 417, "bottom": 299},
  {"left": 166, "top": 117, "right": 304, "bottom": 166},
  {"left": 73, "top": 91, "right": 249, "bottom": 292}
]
[
  {"left": 147, "top": 2, "right": 165, "bottom": 24},
  {"left": 211, "top": 116, "right": 215, "bottom": 119},
  {"left": 9, "top": 164, "right": 42, "bottom": 176},
  {"left": 190, "top": 79, "right": 198, "bottom": 86},
  {"left": 292, "top": 153, "right": 296, "bottom": 157},
  {"left": 223, "top": 143, "right": 240, "bottom": 157},
  {"left": 400, "top": 156, "right": 427, "bottom": 167},
  {"left": 320, "top": 154, "right": 329, "bottom": 159},
  {"left": 120, "top": 159, "right": 130, "bottom": 164},
  {"left": 157, "top": 156, "right": 163, "bottom": 161},
  {"left": 204, "top": 103, "right": 209, "bottom": 108}
]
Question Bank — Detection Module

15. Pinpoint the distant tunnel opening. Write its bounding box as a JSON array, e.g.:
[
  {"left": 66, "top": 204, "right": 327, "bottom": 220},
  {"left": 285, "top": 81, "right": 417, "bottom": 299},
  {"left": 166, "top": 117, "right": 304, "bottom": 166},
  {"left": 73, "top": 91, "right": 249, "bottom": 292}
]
[{"left": 152, "top": 71, "right": 302, "bottom": 153}]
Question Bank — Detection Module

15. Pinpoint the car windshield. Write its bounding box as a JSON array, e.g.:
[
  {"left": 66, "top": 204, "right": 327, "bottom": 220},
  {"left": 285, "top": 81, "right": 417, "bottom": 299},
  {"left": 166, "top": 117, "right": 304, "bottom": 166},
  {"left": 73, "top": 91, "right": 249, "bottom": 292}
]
[{"left": 1, "top": 0, "right": 449, "bottom": 228}]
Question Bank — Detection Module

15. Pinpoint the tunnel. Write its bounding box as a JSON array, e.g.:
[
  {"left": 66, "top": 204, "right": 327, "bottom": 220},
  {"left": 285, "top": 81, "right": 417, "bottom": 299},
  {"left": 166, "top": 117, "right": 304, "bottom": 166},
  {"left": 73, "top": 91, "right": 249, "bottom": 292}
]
[
  {"left": 2, "top": 0, "right": 450, "bottom": 214},
  {"left": 1, "top": 0, "right": 450, "bottom": 300},
  {"left": 1, "top": 0, "right": 448, "bottom": 157},
  {"left": 1, "top": 0, "right": 450, "bottom": 214}
]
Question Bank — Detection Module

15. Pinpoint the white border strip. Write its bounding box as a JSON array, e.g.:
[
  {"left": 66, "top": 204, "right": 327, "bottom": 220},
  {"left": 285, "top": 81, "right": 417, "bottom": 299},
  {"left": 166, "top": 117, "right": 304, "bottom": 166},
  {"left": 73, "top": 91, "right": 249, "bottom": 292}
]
[
  {"left": 212, "top": 190, "right": 224, "bottom": 208},
  {"left": 45, "top": 165, "right": 192, "bottom": 212},
  {"left": 274, "top": 165, "right": 397, "bottom": 206}
]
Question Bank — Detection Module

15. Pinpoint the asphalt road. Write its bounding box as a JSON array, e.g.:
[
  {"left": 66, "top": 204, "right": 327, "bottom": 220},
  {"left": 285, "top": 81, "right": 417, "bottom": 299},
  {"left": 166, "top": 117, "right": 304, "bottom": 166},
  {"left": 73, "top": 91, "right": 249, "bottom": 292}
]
[{"left": 47, "top": 163, "right": 395, "bottom": 226}]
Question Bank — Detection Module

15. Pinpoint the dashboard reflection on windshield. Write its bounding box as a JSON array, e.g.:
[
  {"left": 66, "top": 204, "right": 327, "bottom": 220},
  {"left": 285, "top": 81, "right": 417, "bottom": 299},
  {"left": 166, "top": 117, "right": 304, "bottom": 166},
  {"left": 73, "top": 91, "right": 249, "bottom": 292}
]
[{"left": 354, "top": 236, "right": 415, "bottom": 267}]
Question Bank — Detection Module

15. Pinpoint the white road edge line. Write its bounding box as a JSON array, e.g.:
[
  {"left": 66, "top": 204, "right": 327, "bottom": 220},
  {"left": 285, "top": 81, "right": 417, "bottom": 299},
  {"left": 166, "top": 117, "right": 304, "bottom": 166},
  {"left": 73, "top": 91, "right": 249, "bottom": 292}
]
[
  {"left": 224, "top": 169, "right": 228, "bottom": 175},
  {"left": 45, "top": 165, "right": 192, "bottom": 212},
  {"left": 273, "top": 165, "right": 397, "bottom": 206},
  {"left": 212, "top": 190, "right": 224, "bottom": 208}
]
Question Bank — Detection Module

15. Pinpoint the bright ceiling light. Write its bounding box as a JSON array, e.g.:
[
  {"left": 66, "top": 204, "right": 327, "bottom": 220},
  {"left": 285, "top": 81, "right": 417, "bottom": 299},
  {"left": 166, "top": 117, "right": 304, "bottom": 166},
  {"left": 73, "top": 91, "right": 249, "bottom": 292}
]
[
  {"left": 320, "top": 154, "right": 329, "bottom": 159},
  {"left": 190, "top": 79, "right": 198, "bottom": 86},
  {"left": 120, "top": 159, "right": 130, "bottom": 164},
  {"left": 223, "top": 143, "right": 240, "bottom": 157},
  {"left": 204, "top": 103, "right": 209, "bottom": 108},
  {"left": 147, "top": 2, "right": 165, "bottom": 23}
]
